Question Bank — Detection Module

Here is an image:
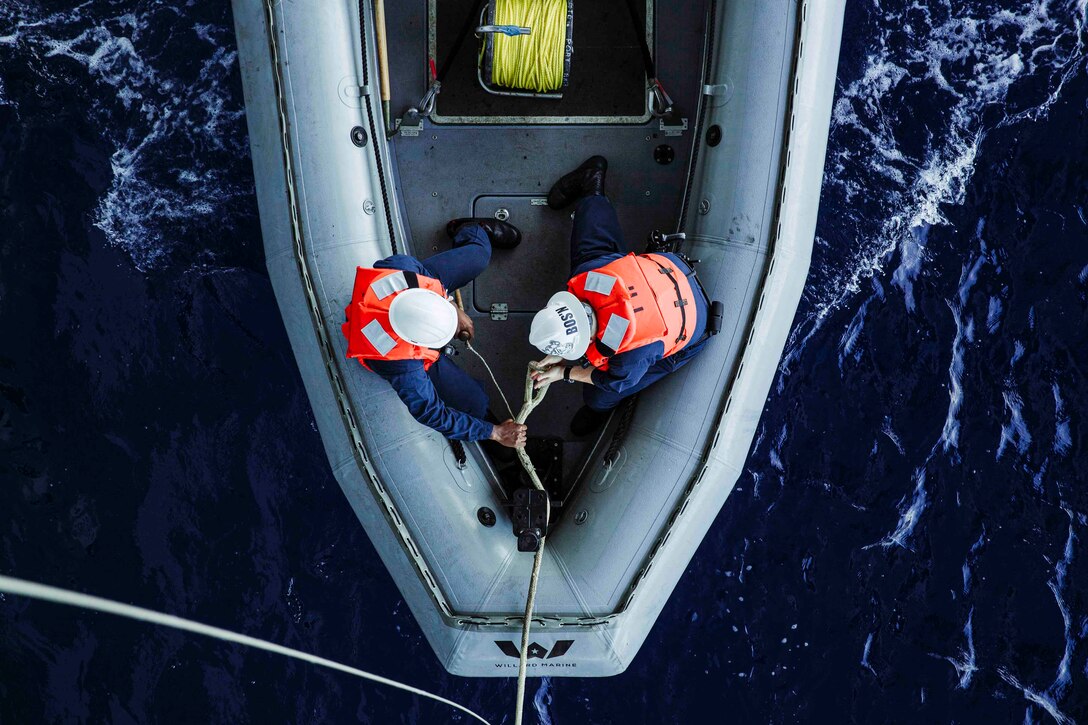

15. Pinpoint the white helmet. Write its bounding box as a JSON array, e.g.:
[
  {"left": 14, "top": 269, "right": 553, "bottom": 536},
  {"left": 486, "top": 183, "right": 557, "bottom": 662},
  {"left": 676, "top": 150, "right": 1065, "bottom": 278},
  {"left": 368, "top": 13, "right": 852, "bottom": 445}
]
[
  {"left": 530, "top": 291, "right": 592, "bottom": 360},
  {"left": 388, "top": 288, "right": 458, "bottom": 348}
]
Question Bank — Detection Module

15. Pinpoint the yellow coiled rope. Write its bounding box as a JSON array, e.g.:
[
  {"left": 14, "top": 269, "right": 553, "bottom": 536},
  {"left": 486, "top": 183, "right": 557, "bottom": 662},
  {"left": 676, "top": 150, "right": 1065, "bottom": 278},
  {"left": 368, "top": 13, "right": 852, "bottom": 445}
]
[{"left": 492, "top": 0, "right": 567, "bottom": 93}]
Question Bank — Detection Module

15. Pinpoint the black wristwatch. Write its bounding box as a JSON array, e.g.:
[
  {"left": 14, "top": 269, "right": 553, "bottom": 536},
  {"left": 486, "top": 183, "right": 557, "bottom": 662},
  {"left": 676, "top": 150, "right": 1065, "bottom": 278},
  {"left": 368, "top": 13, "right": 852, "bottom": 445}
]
[{"left": 563, "top": 366, "right": 574, "bottom": 383}]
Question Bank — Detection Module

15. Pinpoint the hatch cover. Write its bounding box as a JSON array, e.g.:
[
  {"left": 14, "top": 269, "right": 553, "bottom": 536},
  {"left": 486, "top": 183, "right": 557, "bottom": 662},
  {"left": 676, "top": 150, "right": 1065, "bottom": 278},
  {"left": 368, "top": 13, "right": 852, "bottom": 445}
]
[{"left": 472, "top": 195, "right": 575, "bottom": 313}]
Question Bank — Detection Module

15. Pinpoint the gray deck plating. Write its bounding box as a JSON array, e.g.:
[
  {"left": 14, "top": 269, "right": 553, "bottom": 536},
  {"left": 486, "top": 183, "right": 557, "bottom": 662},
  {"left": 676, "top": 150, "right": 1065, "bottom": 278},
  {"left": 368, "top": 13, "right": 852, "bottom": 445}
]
[
  {"left": 390, "top": 125, "right": 699, "bottom": 468},
  {"left": 387, "top": 0, "right": 707, "bottom": 474}
]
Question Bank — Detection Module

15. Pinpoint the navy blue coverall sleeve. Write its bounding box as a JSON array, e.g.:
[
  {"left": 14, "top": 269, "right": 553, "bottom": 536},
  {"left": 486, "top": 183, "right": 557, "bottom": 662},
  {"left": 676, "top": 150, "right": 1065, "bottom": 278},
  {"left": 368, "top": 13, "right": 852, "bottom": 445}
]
[
  {"left": 367, "top": 228, "right": 495, "bottom": 441},
  {"left": 589, "top": 343, "right": 664, "bottom": 393},
  {"left": 369, "top": 359, "right": 494, "bottom": 441}
]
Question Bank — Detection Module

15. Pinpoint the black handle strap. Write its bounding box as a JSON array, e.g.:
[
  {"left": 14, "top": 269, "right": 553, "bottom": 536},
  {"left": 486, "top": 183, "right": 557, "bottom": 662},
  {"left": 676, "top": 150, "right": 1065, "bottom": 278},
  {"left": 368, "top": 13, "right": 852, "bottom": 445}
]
[
  {"left": 650, "top": 258, "right": 689, "bottom": 345},
  {"left": 436, "top": 0, "right": 488, "bottom": 83},
  {"left": 623, "top": 0, "right": 656, "bottom": 80}
]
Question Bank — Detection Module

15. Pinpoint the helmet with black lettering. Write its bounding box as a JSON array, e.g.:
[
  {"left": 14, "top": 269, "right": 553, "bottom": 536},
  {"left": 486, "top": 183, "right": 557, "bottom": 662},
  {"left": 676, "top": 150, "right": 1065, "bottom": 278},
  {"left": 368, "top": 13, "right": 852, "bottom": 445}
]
[{"left": 529, "top": 291, "right": 593, "bottom": 360}]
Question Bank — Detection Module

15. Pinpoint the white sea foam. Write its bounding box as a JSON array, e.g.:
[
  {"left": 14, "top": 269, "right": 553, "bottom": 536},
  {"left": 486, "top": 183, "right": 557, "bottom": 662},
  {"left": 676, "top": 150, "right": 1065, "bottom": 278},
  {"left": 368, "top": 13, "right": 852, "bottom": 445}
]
[
  {"left": 986, "top": 296, "right": 1004, "bottom": 333},
  {"left": 962, "top": 528, "right": 986, "bottom": 595},
  {"left": 997, "top": 389, "right": 1033, "bottom": 459},
  {"left": 889, "top": 223, "right": 930, "bottom": 313},
  {"left": 861, "top": 632, "right": 877, "bottom": 675},
  {"left": 865, "top": 241, "right": 993, "bottom": 544},
  {"left": 0, "top": 1, "right": 247, "bottom": 270},
  {"left": 957, "top": 611, "right": 978, "bottom": 688},
  {"left": 778, "top": 1, "right": 1087, "bottom": 561},
  {"left": 783, "top": 0, "right": 1087, "bottom": 372},
  {"left": 768, "top": 424, "right": 788, "bottom": 473},
  {"left": 931, "top": 608, "right": 978, "bottom": 688},
  {"left": 767, "top": 5, "right": 1088, "bottom": 715},
  {"left": 999, "top": 667, "right": 1075, "bottom": 725},
  {"left": 1046, "top": 514, "right": 1075, "bottom": 699},
  {"left": 881, "top": 416, "right": 906, "bottom": 456},
  {"left": 532, "top": 677, "right": 555, "bottom": 725},
  {"left": 867, "top": 462, "right": 931, "bottom": 550},
  {"left": 1052, "top": 383, "right": 1072, "bottom": 455},
  {"left": 940, "top": 253, "right": 986, "bottom": 452},
  {"left": 1011, "top": 339, "right": 1026, "bottom": 366},
  {"left": 838, "top": 277, "right": 886, "bottom": 369}
]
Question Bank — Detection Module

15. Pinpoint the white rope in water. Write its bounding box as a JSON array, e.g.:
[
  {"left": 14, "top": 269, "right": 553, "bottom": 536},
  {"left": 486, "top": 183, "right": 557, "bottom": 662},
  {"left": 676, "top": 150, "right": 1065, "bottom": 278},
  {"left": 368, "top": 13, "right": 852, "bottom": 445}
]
[
  {"left": 2, "top": 340, "right": 544, "bottom": 725},
  {"left": 461, "top": 339, "right": 551, "bottom": 725},
  {"left": 0, "top": 574, "right": 491, "bottom": 725}
]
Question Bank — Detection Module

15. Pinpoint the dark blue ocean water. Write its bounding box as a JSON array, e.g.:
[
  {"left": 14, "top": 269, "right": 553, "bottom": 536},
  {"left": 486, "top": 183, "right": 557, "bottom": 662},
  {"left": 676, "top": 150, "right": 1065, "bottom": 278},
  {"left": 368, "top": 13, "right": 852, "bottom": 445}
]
[{"left": 1, "top": 1, "right": 1087, "bottom": 723}]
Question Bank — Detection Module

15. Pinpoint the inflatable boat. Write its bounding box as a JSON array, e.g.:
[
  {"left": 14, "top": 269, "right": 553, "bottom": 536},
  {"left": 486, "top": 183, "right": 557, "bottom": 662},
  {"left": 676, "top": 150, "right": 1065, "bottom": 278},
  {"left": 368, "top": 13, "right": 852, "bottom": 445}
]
[{"left": 232, "top": 0, "right": 844, "bottom": 677}]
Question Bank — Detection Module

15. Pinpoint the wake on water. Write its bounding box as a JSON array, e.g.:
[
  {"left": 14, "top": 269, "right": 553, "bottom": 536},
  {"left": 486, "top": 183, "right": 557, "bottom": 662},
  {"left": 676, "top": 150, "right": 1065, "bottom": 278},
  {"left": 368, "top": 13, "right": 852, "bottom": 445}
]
[
  {"left": 3, "top": 0, "right": 1083, "bottom": 332},
  {"left": 781, "top": 0, "right": 1087, "bottom": 375},
  {"left": 757, "top": 4, "right": 1086, "bottom": 719},
  {"left": 2, "top": 1, "right": 1087, "bottom": 721},
  {"left": 0, "top": 0, "right": 250, "bottom": 271},
  {"left": 764, "top": 0, "right": 1087, "bottom": 551}
]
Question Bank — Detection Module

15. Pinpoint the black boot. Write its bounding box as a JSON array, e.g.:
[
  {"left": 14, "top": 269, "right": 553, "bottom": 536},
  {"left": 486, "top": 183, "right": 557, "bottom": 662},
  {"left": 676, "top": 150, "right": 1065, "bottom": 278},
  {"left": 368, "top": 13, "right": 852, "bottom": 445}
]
[
  {"left": 570, "top": 406, "right": 611, "bottom": 437},
  {"left": 547, "top": 155, "right": 608, "bottom": 210},
  {"left": 445, "top": 218, "right": 522, "bottom": 249}
]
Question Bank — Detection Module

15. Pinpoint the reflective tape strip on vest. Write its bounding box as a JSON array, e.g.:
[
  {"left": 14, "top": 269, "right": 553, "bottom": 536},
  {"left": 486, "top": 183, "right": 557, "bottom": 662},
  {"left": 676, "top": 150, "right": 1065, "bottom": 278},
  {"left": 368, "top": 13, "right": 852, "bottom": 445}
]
[
  {"left": 341, "top": 266, "right": 445, "bottom": 370},
  {"left": 568, "top": 253, "right": 696, "bottom": 371}
]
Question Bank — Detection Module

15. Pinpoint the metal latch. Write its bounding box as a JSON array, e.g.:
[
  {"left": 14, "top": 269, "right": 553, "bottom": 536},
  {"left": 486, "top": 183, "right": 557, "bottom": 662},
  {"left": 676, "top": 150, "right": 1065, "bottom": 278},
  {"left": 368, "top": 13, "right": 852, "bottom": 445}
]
[
  {"left": 341, "top": 84, "right": 370, "bottom": 98},
  {"left": 658, "top": 115, "right": 688, "bottom": 137},
  {"left": 490, "top": 303, "right": 508, "bottom": 321},
  {"left": 476, "top": 24, "right": 531, "bottom": 36},
  {"left": 398, "top": 108, "right": 423, "bottom": 137}
]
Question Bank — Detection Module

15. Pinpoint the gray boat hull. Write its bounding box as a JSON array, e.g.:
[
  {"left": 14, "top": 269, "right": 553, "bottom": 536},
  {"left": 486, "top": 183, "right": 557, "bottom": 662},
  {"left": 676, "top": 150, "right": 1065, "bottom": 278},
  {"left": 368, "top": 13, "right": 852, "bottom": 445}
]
[{"left": 232, "top": 0, "right": 844, "bottom": 676}]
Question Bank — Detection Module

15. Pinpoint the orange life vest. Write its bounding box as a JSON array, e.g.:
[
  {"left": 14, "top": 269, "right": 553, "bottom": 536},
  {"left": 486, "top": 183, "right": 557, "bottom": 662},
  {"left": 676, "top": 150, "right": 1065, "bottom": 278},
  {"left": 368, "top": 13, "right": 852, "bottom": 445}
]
[
  {"left": 568, "top": 253, "right": 696, "bottom": 371},
  {"left": 341, "top": 267, "right": 446, "bottom": 370}
]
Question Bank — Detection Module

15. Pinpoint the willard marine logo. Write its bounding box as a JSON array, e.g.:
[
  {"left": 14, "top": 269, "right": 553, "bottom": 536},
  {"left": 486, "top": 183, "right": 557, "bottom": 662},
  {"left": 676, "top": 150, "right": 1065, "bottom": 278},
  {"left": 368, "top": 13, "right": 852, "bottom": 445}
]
[{"left": 495, "top": 640, "right": 574, "bottom": 660}]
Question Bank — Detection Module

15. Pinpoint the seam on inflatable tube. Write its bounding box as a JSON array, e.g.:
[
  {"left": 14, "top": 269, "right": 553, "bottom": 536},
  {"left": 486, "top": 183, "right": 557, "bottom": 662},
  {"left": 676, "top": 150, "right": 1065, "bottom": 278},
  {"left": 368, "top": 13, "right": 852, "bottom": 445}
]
[
  {"left": 614, "top": 0, "right": 811, "bottom": 619},
  {"left": 359, "top": 0, "right": 398, "bottom": 252},
  {"left": 262, "top": 0, "right": 457, "bottom": 622},
  {"left": 263, "top": 0, "right": 826, "bottom": 634},
  {"left": 678, "top": 0, "right": 716, "bottom": 232}
]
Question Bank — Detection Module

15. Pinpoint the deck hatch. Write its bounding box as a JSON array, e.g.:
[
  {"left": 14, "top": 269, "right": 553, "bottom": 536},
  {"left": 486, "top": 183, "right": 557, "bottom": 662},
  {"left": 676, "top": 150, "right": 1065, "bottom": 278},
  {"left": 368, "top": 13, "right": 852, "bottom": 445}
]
[{"left": 471, "top": 195, "right": 576, "bottom": 313}]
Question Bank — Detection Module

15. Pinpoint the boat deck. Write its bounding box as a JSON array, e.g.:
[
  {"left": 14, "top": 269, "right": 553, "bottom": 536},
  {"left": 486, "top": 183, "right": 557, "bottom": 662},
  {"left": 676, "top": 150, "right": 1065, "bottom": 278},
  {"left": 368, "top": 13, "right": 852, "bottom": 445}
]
[
  {"left": 235, "top": 0, "right": 841, "bottom": 673},
  {"left": 385, "top": 0, "right": 710, "bottom": 488}
]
